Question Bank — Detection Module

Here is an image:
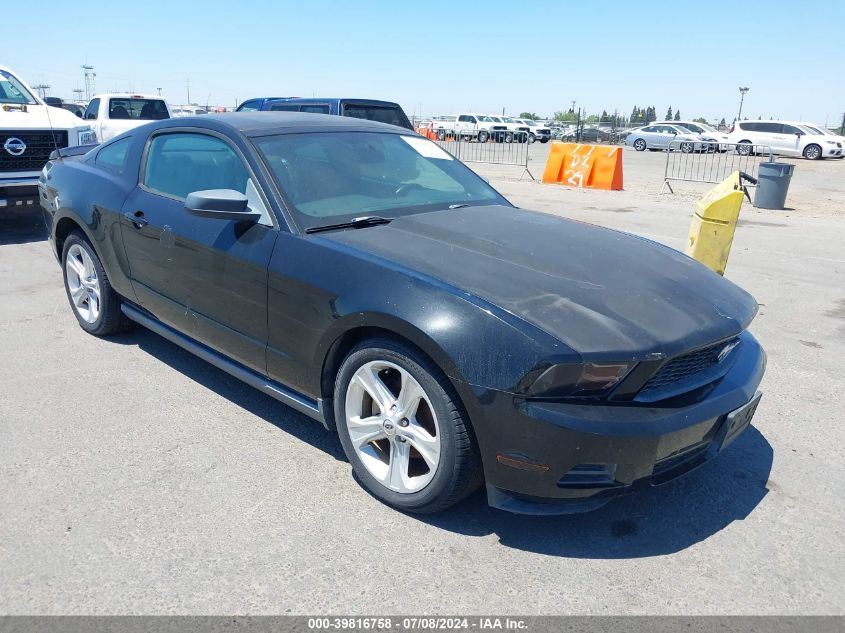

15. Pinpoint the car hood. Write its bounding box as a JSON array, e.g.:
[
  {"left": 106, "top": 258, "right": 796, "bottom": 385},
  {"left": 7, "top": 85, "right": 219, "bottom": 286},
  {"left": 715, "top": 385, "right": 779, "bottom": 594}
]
[
  {"left": 320, "top": 205, "right": 758, "bottom": 359},
  {"left": 0, "top": 103, "right": 89, "bottom": 131}
]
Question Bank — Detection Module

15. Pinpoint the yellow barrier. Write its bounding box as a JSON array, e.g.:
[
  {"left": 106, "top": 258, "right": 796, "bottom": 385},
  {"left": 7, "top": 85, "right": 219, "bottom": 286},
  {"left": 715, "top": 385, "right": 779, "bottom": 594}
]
[
  {"left": 542, "top": 142, "right": 623, "bottom": 190},
  {"left": 685, "top": 171, "right": 746, "bottom": 276}
]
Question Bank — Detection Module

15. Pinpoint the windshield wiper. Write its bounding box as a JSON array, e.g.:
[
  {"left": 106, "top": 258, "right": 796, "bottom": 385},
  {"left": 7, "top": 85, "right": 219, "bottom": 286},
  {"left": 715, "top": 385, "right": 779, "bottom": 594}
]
[{"left": 305, "top": 215, "right": 393, "bottom": 234}]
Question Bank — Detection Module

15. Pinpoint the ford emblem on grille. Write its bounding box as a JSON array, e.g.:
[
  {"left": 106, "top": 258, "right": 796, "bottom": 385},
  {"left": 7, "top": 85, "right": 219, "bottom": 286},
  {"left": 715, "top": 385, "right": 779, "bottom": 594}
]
[
  {"left": 717, "top": 339, "right": 740, "bottom": 363},
  {"left": 3, "top": 137, "right": 27, "bottom": 156}
]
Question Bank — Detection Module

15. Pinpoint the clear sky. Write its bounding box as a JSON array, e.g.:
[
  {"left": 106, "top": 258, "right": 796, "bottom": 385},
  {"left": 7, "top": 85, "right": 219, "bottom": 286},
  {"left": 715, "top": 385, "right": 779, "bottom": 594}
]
[{"left": 5, "top": 0, "right": 844, "bottom": 126}]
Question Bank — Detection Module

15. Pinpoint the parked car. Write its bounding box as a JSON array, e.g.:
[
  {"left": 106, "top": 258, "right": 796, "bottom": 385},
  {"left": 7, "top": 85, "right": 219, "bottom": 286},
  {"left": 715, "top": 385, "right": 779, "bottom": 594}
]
[
  {"left": 487, "top": 115, "right": 528, "bottom": 143},
  {"left": 171, "top": 106, "right": 209, "bottom": 117},
  {"left": 653, "top": 120, "right": 729, "bottom": 150},
  {"left": 497, "top": 116, "right": 531, "bottom": 143},
  {"left": 61, "top": 103, "right": 85, "bottom": 118},
  {"left": 625, "top": 124, "right": 714, "bottom": 152},
  {"left": 240, "top": 97, "right": 413, "bottom": 131},
  {"left": 235, "top": 97, "right": 288, "bottom": 112},
  {"left": 514, "top": 119, "right": 551, "bottom": 143},
  {"left": 0, "top": 64, "right": 97, "bottom": 215},
  {"left": 84, "top": 93, "right": 171, "bottom": 142},
  {"left": 40, "top": 112, "right": 765, "bottom": 515},
  {"left": 793, "top": 122, "right": 845, "bottom": 159},
  {"left": 432, "top": 113, "right": 508, "bottom": 143},
  {"left": 727, "top": 120, "right": 842, "bottom": 159}
]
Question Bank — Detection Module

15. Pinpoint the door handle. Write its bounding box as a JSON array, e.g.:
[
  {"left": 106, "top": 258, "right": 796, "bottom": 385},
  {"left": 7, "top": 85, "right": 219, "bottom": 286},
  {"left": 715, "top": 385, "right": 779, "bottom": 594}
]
[{"left": 124, "top": 211, "right": 148, "bottom": 229}]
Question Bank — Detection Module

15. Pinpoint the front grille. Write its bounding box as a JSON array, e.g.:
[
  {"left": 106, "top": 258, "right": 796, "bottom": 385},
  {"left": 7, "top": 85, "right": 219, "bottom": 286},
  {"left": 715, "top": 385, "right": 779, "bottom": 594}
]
[
  {"left": 638, "top": 336, "right": 739, "bottom": 400},
  {"left": 0, "top": 130, "right": 69, "bottom": 172}
]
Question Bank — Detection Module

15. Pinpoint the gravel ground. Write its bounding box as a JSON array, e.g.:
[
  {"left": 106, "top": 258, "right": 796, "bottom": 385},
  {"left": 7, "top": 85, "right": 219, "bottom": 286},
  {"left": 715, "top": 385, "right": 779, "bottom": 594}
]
[{"left": 1, "top": 147, "right": 843, "bottom": 615}]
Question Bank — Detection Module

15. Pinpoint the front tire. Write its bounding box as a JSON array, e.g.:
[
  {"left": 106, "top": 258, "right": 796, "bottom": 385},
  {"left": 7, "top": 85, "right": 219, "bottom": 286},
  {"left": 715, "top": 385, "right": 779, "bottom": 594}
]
[
  {"left": 528, "top": 132, "right": 536, "bottom": 144},
  {"left": 477, "top": 130, "right": 489, "bottom": 143},
  {"left": 504, "top": 132, "right": 514, "bottom": 143},
  {"left": 633, "top": 138, "right": 646, "bottom": 151},
  {"left": 803, "top": 144, "right": 822, "bottom": 160},
  {"left": 61, "top": 231, "right": 129, "bottom": 336},
  {"left": 334, "top": 339, "right": 482, "bottom": 514}
]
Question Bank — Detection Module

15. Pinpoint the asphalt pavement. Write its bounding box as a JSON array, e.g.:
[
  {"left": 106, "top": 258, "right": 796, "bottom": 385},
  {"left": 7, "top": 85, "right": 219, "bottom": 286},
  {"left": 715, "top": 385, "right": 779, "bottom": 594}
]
[{"left": 1, "top": 148, "right": 843, "bottom": 614}]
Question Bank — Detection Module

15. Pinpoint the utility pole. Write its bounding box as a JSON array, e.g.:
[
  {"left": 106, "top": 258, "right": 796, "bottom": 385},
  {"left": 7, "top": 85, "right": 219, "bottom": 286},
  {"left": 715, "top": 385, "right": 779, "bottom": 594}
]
[
  {"left": 840, "top": 112, "right": 845, "bottom": 135},
  {"left": 81, "top": 65, "right": 96, "bottom": 101},
  {"left": 186, "top": 79, "right": 191, "bottom": 106},
  {"left": 157, "top": 87, "right": 162, "bottom": 96},
  {"left": 32, "top": 84, "right": 51, "bottom": 99},
  {"left": 737, "top": 86, "right": 749, "bottom": 120}
]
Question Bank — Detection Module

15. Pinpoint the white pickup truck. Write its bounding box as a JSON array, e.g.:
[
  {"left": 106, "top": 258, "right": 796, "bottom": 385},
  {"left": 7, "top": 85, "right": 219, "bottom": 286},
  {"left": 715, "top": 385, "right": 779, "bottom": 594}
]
[
  {"left": 83, "top": 93, "right": 171, "bottom": 142},
  {"left": 1, "top": 65, "right": 97, "bottom": 215},
  {"left": 432, "top": 113, "right": 509, "bottom": 143}
]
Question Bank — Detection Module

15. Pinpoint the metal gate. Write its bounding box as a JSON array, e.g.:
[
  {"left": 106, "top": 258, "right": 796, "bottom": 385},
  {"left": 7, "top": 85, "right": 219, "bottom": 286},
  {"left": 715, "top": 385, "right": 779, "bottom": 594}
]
[{"left": 661, "top": 141, "right": 773, "bottom": 193}]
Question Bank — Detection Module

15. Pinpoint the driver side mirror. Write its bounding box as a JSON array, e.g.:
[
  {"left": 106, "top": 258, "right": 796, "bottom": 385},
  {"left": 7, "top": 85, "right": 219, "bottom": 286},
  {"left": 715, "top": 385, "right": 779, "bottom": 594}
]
[{"left": 185, "top": 189, "right": 261, "bottom": 222}]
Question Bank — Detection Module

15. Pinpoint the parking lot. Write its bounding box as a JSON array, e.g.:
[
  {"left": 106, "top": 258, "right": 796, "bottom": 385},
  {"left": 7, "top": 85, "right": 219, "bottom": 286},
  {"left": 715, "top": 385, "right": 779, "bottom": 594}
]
[{"left": 1, "top": 147, "right": 843, "bottom": 615}]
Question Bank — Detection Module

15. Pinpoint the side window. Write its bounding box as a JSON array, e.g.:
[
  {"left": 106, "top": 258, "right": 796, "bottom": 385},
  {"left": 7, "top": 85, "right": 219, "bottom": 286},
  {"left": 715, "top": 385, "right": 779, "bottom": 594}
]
[
  {"left": 782, "top": 124, "right": 802, "bottom": 135},
  {"left": 84, "top": 98, "right": 100, "bottom": 120},
  {"left": 269, "top": 104, "right": 300, "bottom": 111},
  {"left": 95, "top": 138, "right": 131, "bottom": 173},
  {"left": 300, "top": 105, "right": 330, "bottom": 114},
  {"left": 144, "top": 133, "right": 249, "bottom": 200},
  {"left": 758, "top": 122, "right": 783, "bottom": 134},
  {"left": 237, "top": 99, "right": 260, "bottom": 112}
]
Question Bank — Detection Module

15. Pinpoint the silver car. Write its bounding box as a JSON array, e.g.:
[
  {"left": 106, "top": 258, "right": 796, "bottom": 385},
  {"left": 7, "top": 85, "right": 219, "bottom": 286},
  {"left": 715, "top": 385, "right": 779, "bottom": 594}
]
[{"left": 625, "top": 124, "right": 714, "bottom": 152}]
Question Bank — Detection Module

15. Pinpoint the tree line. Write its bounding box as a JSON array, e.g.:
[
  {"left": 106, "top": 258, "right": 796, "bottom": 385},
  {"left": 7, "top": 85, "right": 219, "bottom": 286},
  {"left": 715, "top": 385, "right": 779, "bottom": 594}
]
[{"left": 519, "top": 107, "right": 728, "bottom": 130}]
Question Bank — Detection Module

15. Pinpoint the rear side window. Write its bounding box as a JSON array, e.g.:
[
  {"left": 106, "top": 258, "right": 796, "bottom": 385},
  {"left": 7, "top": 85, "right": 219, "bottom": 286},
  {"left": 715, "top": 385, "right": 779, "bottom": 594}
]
[
  {"left": 95, "top": 138, "right": 131, "bottom": 172},
  {"left": 143, "top": 133, "right": 248, "bottom": 199},
  {"left": 269, "top": 104, "right": 301, "bottom": 112},
  {"left": 342, "top": 103, "right": 410, "bottom": 128},
  {"left": 109, "top": 98, "right": 169, "bottom": 121}
]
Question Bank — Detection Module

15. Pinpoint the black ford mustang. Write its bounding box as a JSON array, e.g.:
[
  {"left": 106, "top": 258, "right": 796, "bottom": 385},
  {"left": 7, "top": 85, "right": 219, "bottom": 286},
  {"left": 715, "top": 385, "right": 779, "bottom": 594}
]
[{"left": 39, "top": 113, "right": 765, "bottom": 515}]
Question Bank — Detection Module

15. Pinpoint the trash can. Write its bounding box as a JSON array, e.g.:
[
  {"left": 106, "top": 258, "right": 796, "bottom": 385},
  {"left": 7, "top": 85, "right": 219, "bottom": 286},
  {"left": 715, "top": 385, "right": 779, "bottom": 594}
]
[{"left": 754, "top": 161, "right": 794, "bottom": 210}]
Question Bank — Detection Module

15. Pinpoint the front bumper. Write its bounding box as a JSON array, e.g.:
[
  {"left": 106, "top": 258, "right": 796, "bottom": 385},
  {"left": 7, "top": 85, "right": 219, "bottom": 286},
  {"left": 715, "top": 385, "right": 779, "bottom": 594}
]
[
  {"left": 468, "top": 331, "right": 766, "bottom": 514},
  {"left": 0, "top": 176, "right": 40, "bottom": 213}
]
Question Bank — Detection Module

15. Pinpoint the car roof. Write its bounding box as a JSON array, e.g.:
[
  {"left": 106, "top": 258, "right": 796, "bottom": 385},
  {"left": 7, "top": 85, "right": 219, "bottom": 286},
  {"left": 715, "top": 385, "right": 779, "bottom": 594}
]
[
  {"left": 154, "top": 111, "right": 411, "bottom": 137},
  {"left": 94, "top": 93, "right": 164, "bottom": 100},
  {"left": 264, "top": 97, "right": 403, "bottom": 107}
]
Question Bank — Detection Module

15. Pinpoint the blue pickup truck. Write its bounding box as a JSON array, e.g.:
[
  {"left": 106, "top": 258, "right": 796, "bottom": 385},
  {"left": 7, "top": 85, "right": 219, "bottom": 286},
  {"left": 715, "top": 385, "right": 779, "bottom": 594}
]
[{"left": 235, "top": 97, "right": 413, "bottom": 130}]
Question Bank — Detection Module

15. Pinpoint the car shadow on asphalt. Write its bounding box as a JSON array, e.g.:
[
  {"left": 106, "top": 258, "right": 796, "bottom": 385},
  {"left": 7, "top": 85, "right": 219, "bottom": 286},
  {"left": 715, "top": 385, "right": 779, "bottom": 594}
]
[
  {"left": 0, "top": 212, "right": 47, "bottom": 245},
  {"left": 420, "top": 425, "right": 772, "bottom": 558},
  {"left": 110, "top": 326, "right": 347, "bottom": 462},
  {"left": 111, "top": 326, "right": 772, "bottom": 559}
]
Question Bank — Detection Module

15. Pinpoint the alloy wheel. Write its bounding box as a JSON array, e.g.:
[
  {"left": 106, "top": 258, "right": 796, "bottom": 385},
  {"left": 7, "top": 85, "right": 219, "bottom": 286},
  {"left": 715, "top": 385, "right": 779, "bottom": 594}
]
[
  {"left": 344, "top": 360, "right": 441, "bottom": 493},
  {"left": 65, "top": 244, "right": 101, "bottom": 324}
]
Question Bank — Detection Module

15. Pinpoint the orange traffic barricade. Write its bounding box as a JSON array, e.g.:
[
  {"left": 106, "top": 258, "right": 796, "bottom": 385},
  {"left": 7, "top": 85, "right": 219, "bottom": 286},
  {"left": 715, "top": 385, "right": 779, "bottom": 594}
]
[{"left": 542, "top": 142, "right": 623, "bottom": 190}]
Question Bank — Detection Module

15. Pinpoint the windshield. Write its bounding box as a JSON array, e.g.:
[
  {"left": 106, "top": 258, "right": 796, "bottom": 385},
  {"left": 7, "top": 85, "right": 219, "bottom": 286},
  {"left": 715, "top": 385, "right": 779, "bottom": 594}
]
[
  {"left": 476, "top": 115, "right": 493, "bottom": 122},
  {"left": 674, "top": 126, "right": 695, "bottom": 134},
  {"left": 800, "top": 125, "right": 826, "bottom": 136},
  {"left": 502, "top": 117, "right": 516, "bottom": 123},
  {"left": 0, "top": 70, "right": 38, "bottom": 105},
  {"left": 489, "top": 116, "right": 502, "bottom": 122},
  {"left": 108, "top": 98, "right": 169, "bottom": 120},
  {"left": 254, "top": 131, "right": 508, "bottom": 231}
]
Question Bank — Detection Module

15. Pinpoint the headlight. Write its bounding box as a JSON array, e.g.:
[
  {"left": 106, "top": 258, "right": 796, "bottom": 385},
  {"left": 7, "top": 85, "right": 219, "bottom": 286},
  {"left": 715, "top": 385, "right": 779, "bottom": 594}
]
[
  {"left": 527, "top": 361, "right": 636, "bottom": 398},
  {"left": 77, "top": 128, "right": 97, "bottom": 145}
]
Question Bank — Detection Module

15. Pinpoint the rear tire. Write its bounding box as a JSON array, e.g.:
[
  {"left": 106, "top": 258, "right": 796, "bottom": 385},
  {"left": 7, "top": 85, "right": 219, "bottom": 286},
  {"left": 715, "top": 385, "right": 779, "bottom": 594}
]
[
  {"left": 803, "top": 144, "right": 822, "bottom": 160},
  {"left": 61, "top": 231, "right": 130, "bottom": 336},
  {"left": 334, "top": 338, "right": 482, "bottom": 514},
  {"left": 736, "top": 141, "right": 753, "bottom": 156}
]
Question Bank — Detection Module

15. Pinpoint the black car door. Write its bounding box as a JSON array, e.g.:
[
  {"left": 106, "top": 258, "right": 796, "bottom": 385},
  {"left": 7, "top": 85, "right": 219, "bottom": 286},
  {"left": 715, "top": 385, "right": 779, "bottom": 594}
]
[{"left": 119, "top": 129, "right": 278, "bottom": 373}]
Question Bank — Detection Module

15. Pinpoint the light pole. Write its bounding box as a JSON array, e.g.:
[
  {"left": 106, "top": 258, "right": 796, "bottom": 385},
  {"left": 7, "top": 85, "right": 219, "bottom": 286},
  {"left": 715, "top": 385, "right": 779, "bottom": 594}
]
[{"left": 738, "top": 86, "right": 749, "bottom": 120}]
